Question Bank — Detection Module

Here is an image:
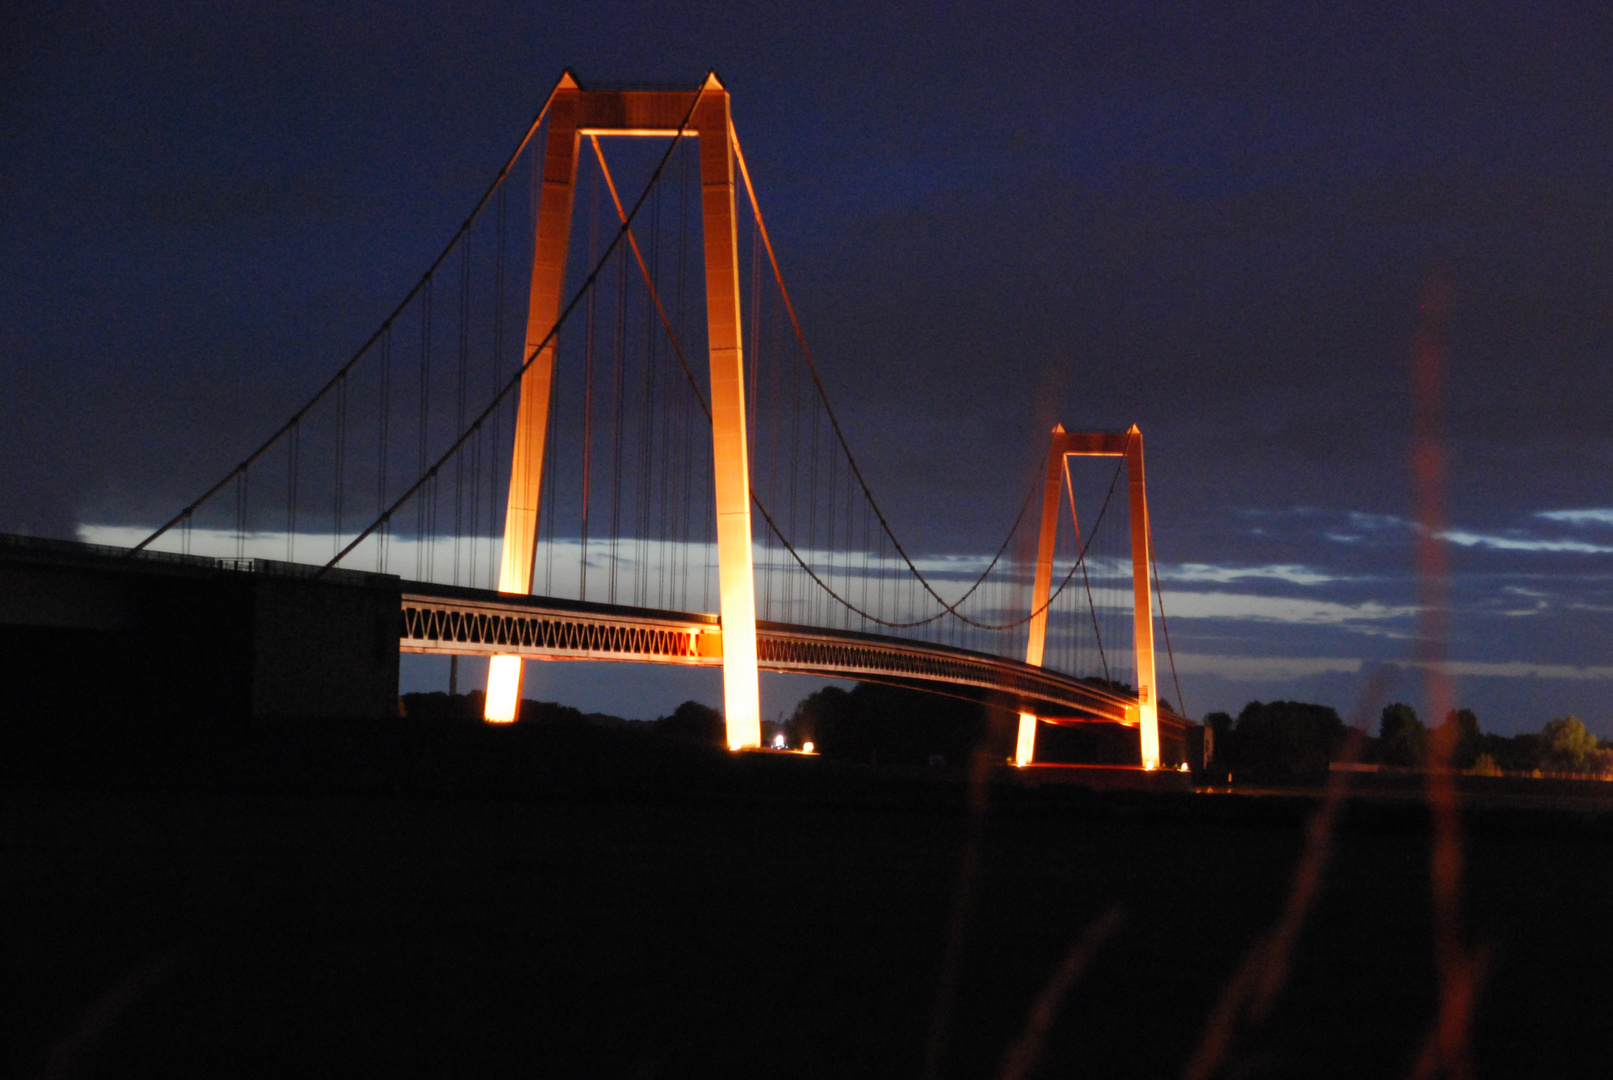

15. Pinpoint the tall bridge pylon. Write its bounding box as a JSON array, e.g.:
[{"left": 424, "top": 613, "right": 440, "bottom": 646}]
[
  {"left": 484, "top": 71, "right": 762, "bottom": 750},
  {"left": 1016, "top": 424, "right": 1160, "bottom": 769}
]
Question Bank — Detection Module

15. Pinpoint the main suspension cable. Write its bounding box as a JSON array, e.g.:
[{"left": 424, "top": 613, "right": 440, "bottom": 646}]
[
  {"left": 321, "top": 82, "right": 708, "bottom": 574},
  {"left": 1150, "top": 527, "right": 1187, "bottom": 719},
  {"left": 1064, "top": 456, "right": 1110, "bottom": 681},
  {"left": 589, "top": 138, "right": 711, "bottom": 423},
  {"left": 731, "top": 123, "right": 1111, "bottom": 631},
  {"left": 601, "top": 128, "right": 1055, "bottom": 630},
  {"left": 130, "top": 76, "right": 567, "bottom": 556},
  {"left": 731, "top": 124, "right": 995, "bottom": 621}
]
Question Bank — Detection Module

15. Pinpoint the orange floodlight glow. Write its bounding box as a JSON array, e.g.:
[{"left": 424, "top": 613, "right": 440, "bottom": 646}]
[
  {"left": 1139, "top": 703, "right": 1160, "bottom": 768},
  {"left": 802, "top": 741, "right": 815, "bottom": 754},
  {"left": 1014, "top": 713, "right": 1038, "bottom": 767},
  {"left": 484, "top": 655, "right": 522, "bottom": 723}
]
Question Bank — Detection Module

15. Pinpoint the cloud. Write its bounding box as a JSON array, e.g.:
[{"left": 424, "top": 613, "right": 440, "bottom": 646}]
[
  {"left": 1536, "top": 509, "right": 1613, "bottom": 527},
  {"left": 1162, "top": 591, "right": 1416, "bottom": 625},
  {"left": 68, "top": 529, "right": 1613, "bottom": 685},
  {"left": 79, "top": 525, "right": 519, "bottom": 586},
  {"left": 1414, "top": 660, "right": 1613, "bottom": 681},
  {"left": 1347, "top": 511, "right": 1410, "bottom": 531},
  {"left": 1171, "top": 652, "right": 1364, "bottom": 682},
  {"left": 1315, "top": 510, "right": 1613, "bottom": 553},
  {"left": 906, "top": 552, "right": 997, "bottom": 577},
  {"left": 1439, "top": 530, "right": 1613, "bottom": 554},
  {"left": 1161, "top": 562, "right": 1344, "bottom": 586},
  {"left": 1175, "top": 653, "right": 1613, "bottom": 684},
  {"left": 1306, "top": 510, "right": 1416, "bottom": 547}
]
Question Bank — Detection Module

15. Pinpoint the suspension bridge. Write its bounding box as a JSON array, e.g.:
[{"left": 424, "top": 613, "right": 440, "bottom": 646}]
[{"left": 114, "top": 71, "right": 1194, "bottom": 770}]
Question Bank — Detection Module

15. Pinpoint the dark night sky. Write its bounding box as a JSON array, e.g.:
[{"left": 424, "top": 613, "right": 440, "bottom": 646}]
[{"left": 6, "top": 2, "right": 1613, "bottom": 733}]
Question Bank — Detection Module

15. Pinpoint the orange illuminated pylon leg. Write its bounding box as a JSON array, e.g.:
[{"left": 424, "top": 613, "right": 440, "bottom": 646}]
[
  {"left": 1016, "top": 425, "right": 1073, "bottom": 765},
  {"left": 485, "top": 75, "right": 582, "bottom": 722},
  {"left": 695, "top": 79, "right": 761, "bottom": 750},
  {"left": 1125, "top": 427, "right": 1160, "bottom": 768},
  {"left": 1014, "top": 714, "right": 1038, "bottom": 767}
]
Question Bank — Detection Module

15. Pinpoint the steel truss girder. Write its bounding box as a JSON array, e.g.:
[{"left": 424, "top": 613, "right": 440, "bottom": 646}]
[
  {"left": 754, "top": 626, "right": 1134, "bottom": 723},
  {"left": 401, "top": 588, "right": 1144, "bottom": 724},
  {"left": 403, "top": 593, "right": 715, "bottom": 664}
]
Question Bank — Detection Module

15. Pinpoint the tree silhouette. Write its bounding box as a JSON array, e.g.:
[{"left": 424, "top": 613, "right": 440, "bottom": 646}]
[
  {"left": 785, "top": 686, "right": 851, "bottom": 750},
  {"left": 1540, "top": 716, "right": 1602, "bottom": 772},
  {"left": 788, "top": 682, "right": 1012, "bottom": 767},
  {"left": 657, "top": 700, "right": 725, "bottom": 746},
  {"left": 1219, "top": 701, "right": 1347, "bottom": 784},
  {"left": 1436, "top": 708, "right": 1483, "bottom": 770},
  {"left": 1377, "top": 703, "right": 1426, "bottom": 767}
]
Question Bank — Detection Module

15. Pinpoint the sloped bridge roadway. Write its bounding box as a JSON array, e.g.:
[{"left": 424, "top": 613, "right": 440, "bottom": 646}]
[{"left": 400, "top": 583, "right": 1179, "bottom": 730}]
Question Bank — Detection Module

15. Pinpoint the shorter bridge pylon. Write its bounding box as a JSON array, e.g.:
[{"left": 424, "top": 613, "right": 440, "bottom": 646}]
[{"left": 1016, "top": 424, "right": 1161, "bottom": 769}]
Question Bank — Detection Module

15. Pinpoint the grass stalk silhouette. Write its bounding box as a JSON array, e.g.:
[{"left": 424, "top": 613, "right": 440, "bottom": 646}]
[
  {"left": 1181, "top": 669, "right": 1392, "bottom": 1080},
  {"left": 995, "top": 904, "right": 1126, "bottom": 1080},
  {"left": 1411, "top": 274, "right": 1479, "bottom": 1080},
  {"left": 922, "top": 740, "right": 996, "bottom": 1080}
]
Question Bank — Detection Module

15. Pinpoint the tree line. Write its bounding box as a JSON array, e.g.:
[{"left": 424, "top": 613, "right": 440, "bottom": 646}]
[
  {"left": 401, "top": 686, "right": 1613, "bottom": 786},
  {"left": 399, "top": 690, "right": 731, "bottom": 740},
  {"left": 399, "top": 684, "right": 1015, "bottom": 764},
  {"left": 1206, "top": 700, "right": 1613, "bottom": 785}
]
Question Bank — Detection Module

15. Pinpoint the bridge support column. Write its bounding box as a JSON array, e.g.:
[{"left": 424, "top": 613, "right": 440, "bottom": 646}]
[
  {"left": 1025, "top": 423, "right": 1160, "bottom": 769},
  {"left": 1015, "top": 423, "right": 1071, "bottom": 765},
  {"left": 485, "top": 74, "right": 582, "bottom": 722},
  {"left": 1014, "top": 713, "right": 1038, "bottom": 767},
  {"left": 1125, "top": 429, "right": 1160, "bottom": 768},
  {"left": 696, "top": 78, "right": 762, "bottom": 750}
]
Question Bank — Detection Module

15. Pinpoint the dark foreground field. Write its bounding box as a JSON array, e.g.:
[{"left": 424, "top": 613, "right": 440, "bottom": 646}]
[{"left": 3, "top": 720, "right": 1611, "bottom": 1079}]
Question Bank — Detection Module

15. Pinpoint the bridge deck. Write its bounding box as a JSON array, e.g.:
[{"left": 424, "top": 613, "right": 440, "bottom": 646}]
[
  {"left": 0, "top": 536, "right": 1191, "bottom": 747},
  {"left": 400, "top": 582, "right": 1178, "bottom": 729}
]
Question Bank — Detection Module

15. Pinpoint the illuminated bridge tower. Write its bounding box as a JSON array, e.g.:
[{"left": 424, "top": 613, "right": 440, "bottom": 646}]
[
  {"left": 1016, "top": 424, "right": 1161, "bottom": 770},
  {"left": 484, "top": 72, "right": 762, "bottom": 751}
]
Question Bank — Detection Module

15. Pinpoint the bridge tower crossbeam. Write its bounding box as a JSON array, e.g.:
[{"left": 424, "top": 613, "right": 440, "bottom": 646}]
[{"left": 485, "top": 71, "right": 762, "bottom": 751}]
